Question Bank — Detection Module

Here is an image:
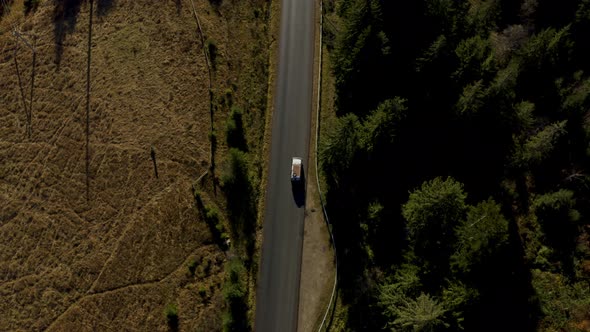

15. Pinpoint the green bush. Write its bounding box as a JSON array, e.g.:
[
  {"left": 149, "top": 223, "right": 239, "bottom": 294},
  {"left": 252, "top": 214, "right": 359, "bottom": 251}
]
[
  {"left": 201, "top": 204, "right": 229, "bottom": 250},
  {"left": 532, "top": 269, "right": 590, "bottom": 330},
  {"left": 205, "top": 206, "right": 220, "bottom": 224},
  {"left": 451, "top": 198, "right": 510, "bottom": 274},
  {"left": 222, "top": 259, "right": 249, "bottom": 332},
  {"left": 193, "top": 189, "right": 203, "bottom": 208},
  {"left": 164, "top": 304, "right": 179, "bottom": 329},
  {"left": 188, "top": 260, "right": 198, "bottom": 276},
  {"left": 226, "top": 106, "right": 247, "bottom": 151},
  {"left": 224, "top": 88, "right": 233, "bottom": 106},
  {"left": 402, "top": 177, "right": 467, "bottom": 277}
]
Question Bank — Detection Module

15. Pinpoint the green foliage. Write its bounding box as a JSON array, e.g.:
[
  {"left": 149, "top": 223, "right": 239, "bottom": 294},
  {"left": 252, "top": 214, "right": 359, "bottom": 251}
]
[
  {"left": 326, "top": 0, "right": 590, "bottom": 330},
  {"left": 223, "top": 272, "right": 245, "bottom": 303},
  {"left": 224, "top": 88, "right": 233, "bottom": 107},
  {"left": 533, "top": 189, "right": 578, "bottom": 219},
  {"left": 188, "top": 260, "right": 198, "bottom": 276},
  {"left": 392, "top": 293, "right": 448, "bottom": 332},
  {"left": 466, "top": 0, "right": 501, "bottom": 35},
  {"left": 488, "top": 60, "right": 520, "bottom": 100},
  {"left": 222, "top": 259, "right": 249, "bottom": 332},
  {"left": 532, "top": 189, "right": 580, "bottom": 274},
  {"left": 321, "top": 114, "right": 362, "bottom": 187},
  {"left": 451, "top": 199, "right": 510, "bottom": 274},
  {"left": 456, "top": 80, "right": 486, "bottom": 115},
  {"left": 332, "top": 0, "right": 389, "bottom": 114},
  {"left": 416, "top": 35, "right": 448, "bottom": 73},
  {"left": 334, "top": 0, "right": 382, "bottom": 75},
  {"left": 206, "top": 208, "right": 219, "bottom": 224},
  {"left": 362, "top": 97, "right": 407, "bottom": 152},
  {"left": 164, "top": 304, "right": 179, "bottom": 329},
  {"left": 533, "top": 245, "right": 554, "bottom": 270},
  {"left": 562, "top": 77, "right": 590, "bottom": 115},
  {"left": 513, "top": 101, "right": 536, "bottom": 133},
  {"left": 222, "top": 149, "right": 249, "bottom": 193},
  {"left": 198, "top": 200, "right": 229, "bottom": 250},
  {"left": 198, "top": 286, "right": 207, "bottom": 298},
  {"left": 379, "top": 263, "right": 423, "bottom": 320},
  {"left": 533, "top": 189, "right": 580, "bottom": 235},
  {"left": 380, "top": 264, "right": 454, "bottom": 331},
  {"left": 222, "top": 148, "right": 256, "bottom": 245},
  {"left": 402, "top": 177, "right": 467, "bottom": 265},
  {"left": 454, "top": 35, "right": 494, "bottom": 82},
  {"left": 226, "top": 106, "right": 247, "bottom": 151},
  {"left": 441, "top": 282, "right": 479, "bottom": 330},
  {"left": 532, "top": 269, "right": 590, "bottom": 331},
  {"left": 514, "top": 120, "right": 568, "bottom": 168},
  {"left": 518, "top": 26, "right": 572, "bottom": 70}
]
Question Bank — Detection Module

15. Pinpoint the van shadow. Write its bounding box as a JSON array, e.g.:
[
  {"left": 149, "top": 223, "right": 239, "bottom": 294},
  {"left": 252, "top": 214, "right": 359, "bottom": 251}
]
[{"left": 291, "top": 168, "right": 306, "bottom": 208}]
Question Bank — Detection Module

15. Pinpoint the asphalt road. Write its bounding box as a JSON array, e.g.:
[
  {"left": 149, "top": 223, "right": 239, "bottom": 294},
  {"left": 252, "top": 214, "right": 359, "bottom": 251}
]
[{"left": 255, "top": 0, "right": 315, "bottom": 331}]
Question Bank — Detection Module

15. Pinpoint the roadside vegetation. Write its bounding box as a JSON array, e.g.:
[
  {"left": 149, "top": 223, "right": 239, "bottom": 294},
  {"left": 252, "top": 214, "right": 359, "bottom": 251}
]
[{"left": 321, "top": 0, "right": 590, "bottom": 331}]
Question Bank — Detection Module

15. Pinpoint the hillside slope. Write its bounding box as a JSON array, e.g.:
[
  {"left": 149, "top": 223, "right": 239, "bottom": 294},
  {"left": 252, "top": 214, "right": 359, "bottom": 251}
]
[{"left": 0, "top": 0, "right": 270, "bottom": 330}]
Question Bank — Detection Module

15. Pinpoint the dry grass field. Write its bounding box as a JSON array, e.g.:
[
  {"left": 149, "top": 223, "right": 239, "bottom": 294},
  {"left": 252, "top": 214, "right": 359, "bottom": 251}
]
[{"left": 0, "top": 0, "right": 271, "bottom": 330}]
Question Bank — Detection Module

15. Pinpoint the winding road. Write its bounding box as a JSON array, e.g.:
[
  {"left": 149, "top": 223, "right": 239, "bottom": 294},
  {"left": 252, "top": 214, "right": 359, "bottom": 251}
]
[{"left": 255, "top": 0, "right": 315, "bottom": 331}]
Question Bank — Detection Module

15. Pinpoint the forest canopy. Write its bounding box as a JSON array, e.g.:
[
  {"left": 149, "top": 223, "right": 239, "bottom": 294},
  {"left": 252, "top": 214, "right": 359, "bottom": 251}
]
[{"left": 321, "top": 0, "right": 590, "bottom": 331}]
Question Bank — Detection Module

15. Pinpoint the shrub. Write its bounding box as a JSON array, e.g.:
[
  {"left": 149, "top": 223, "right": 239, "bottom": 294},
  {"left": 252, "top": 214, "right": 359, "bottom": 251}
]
[
  {"left": 226, "top": 106, "right": 247, "bottom": 151},
  {"left": 222, "top": 259, "right": 249, "bottom": 331},
  {"left": 223, "top": 88, "right": 233, "bottom": 106},
  {"left": 164, "top": 304, "right": 179, "bottom": 330},
  {"left": 205, "top": 206, "right": 220, "bottom": 224},
  {"left": 188, "top": 260, "right": 198, "bottom": 276},
  {"left": 532, "top": 269, "right": 590, "bottom": 330},
  {"left": 201, "top": 204, "right": 229, "bottom": 250},
  {"left": 193, "top": 189, "right": 203, "bottom": 208}
]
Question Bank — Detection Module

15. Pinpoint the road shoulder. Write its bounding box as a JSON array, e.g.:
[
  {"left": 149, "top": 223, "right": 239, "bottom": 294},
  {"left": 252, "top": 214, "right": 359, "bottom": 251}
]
[{"left": 297, "top": 0, "right": 336, "bottom": 330}]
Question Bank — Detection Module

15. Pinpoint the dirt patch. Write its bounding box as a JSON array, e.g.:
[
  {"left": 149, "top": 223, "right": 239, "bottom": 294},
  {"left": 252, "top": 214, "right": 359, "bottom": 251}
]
[
  {"left": 0, "top": 0, "right": 270, "bottom": 330},
  {"left": 297, "top": 172, "right": 335, "bottom": 332}
]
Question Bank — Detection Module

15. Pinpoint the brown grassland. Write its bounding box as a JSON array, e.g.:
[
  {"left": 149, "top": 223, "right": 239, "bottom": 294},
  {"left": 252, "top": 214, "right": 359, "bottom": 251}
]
[{"left": 0, "top": 0, "right": 272, "bottom": 330}]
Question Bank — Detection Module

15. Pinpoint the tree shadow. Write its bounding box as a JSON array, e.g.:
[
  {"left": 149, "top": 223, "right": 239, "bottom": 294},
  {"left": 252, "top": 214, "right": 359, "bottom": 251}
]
[
  {"left": 96, "top": 0, "right": 114, "bottom": 17},
  {"left": 53, "top": 0, "right": 83, "bottom": 69},
  {"left": 226, "top": 107, "right": 248, "bottom": 152},
  {"left": 462, "top": 216, "right": 541, "bottom": 332},
  {"left": 174, "top": 0, "right": 181, "bottom": 15}
]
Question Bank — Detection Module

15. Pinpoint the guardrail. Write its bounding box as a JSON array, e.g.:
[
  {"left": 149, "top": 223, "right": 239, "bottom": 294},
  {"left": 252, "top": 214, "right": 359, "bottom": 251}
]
[{"left": 315, "top": 0, "right": 338, "bottom": 331}]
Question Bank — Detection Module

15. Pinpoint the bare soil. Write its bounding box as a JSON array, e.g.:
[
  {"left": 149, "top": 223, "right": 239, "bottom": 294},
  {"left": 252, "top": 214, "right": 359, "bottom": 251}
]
[{"left": 0, "top": 0, "right": 271, "bottom": 330}]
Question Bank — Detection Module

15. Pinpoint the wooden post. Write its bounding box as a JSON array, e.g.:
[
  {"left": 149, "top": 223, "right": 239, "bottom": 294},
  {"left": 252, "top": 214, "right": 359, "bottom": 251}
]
[
  {"left": 151, "top": 146, "right": 159, "bottom": 179},
  {"left": 86, "top": 0, "right": 93, "bottom": 203}
]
